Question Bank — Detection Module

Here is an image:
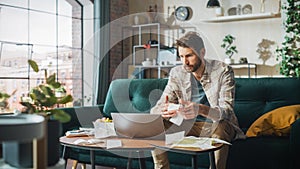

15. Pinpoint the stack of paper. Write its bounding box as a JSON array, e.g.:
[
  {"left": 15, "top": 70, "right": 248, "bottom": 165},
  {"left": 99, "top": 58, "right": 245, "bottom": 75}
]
[
  {"left": 172, "top": 136, "right": 231, "bottom": 149},
  {"left": 65, "top": 129, "right": 94, "bottom": 137}
]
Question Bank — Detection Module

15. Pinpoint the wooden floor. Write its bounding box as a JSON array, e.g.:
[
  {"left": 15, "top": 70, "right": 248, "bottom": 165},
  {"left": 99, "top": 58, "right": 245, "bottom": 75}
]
[{"left": 65, "top": 159, "right": 116, "bottom": 169}]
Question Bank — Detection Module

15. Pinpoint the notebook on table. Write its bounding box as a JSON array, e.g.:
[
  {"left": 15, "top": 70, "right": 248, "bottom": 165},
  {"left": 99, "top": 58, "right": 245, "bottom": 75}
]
[{"left": 111, "top": 113, "right": 165, "bottom": 140}]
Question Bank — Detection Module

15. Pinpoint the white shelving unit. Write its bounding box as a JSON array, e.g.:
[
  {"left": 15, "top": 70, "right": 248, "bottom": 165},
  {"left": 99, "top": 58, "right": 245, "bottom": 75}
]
[
  {"left": 134, "top": 65, "right": 176, "bottom": 79},
  {"left": 127, "top": 23, "right": 178, "bottom": 79},
  {"left": 123, "top": 23, "right": 195, "bottom": 79},
  {"left": 132, "top": 23, "right": 160, "bottom": 65},
  {"left": 201, "top": 12, "right": 281, "bottom": 22}
]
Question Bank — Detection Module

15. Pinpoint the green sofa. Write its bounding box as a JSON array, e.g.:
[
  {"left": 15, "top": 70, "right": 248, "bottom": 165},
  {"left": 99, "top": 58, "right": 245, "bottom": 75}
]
[{"left": 60, "top": 78, "right": 300, "bottom": 169}]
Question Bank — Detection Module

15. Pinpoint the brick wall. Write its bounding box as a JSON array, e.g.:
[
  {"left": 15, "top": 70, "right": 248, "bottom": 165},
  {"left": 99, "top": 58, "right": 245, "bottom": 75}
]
[{"left": 109, "top": 0, "right": 129, "bottom": 80}]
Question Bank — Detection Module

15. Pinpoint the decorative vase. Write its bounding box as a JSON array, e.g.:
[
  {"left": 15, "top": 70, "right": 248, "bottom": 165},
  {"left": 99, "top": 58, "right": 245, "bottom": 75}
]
[
  {"left": 215, "top": 7, "right": 224, "bottom": 17},
  {"left": 224, "top": 58, "right": 234, "bottom": 64},
  {"left": 260, "top": 0, "right": 265, "bottom": 13},
  {"left": 2, "top": 119, "right": 61, "bottom": 167}
]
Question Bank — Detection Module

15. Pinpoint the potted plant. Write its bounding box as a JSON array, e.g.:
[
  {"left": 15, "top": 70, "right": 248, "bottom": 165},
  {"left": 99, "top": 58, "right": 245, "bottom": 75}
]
[
  {"left": 221, "top": 34, "right": 238, "bottom": 64},
  {"left": 276, "top": 0, "right": 300, "bottom": 77},
  {"left": 20, "top": 59, "right": 72, "bottom": 122},
  {"left": 3, "top": 59, "right": 73, "bottom": 167}
]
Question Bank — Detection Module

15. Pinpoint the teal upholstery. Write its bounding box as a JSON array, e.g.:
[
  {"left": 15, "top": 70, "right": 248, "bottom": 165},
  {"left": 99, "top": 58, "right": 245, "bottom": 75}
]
[
  {"left": 60, "top": 77, "right": 300, "bottom": 169},
  {"left": 103, "top": 79, "right": 168, "bottom": 117}
]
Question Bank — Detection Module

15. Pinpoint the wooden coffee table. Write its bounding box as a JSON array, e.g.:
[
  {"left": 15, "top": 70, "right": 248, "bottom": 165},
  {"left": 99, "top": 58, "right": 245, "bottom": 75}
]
[{"left": 60, "top": 136, "right": 223, "bottom": 169}]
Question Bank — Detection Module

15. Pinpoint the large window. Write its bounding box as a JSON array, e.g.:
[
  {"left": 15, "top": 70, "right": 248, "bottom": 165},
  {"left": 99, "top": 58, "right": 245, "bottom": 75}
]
[{"left": 0, "top": 0, "right": 85, "bottom": 110}]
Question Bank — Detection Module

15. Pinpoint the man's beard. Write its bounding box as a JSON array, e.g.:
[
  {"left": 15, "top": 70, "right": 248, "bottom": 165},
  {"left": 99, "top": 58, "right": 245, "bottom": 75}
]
[{"left": 183, "top": 58, "right": 202, "bottom": 73}]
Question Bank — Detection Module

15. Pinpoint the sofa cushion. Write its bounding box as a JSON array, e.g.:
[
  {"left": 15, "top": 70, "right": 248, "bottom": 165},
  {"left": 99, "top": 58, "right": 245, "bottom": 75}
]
[
  {"left": 103, "top": 79, "right": 168, "bottom": 117},
  {"left": 246, "top": 104, "right": 300, "bottom": 137},
  {"left": 234, "top": 78, "right": 300, "bottom": 130}
]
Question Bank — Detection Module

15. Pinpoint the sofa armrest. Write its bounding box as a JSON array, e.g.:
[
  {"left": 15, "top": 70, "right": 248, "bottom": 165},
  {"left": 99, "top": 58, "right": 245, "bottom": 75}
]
[{"left": 290, "top": 118, "right": 300, "bottom": 169}]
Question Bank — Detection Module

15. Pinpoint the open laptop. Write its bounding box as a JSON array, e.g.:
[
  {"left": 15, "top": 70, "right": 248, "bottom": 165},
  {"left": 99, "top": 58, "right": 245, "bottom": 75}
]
[
  {"left": 75, "top": 107, "right": 103, "bottom": 128},
  {"left": 111, "top": 113, "right": 165, "bottom": 140}
]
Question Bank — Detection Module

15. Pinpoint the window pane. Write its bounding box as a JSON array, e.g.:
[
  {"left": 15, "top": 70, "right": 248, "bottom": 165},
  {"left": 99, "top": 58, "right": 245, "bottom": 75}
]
[
  {"left": 0, "top": 0, "right": 28, "bottom": 8},
  {"left": 58, "top": 0, "right": 72, "bottom": 17},
  {"left": 58, "top": 16, "right": 72, "bottom": 47},
  {"left": 59, "top": 79, "right": 74, "bottom": 107},
  {"left": 0, "top": 5, "right": 28, "bottom": 43},
  {"left": 0, "top": 79, "right": 29, "bottom": 111},
  {"left": 57, "top": 47, "right": 82, "bottom": 106},
  {"left": 30, "top": 0, "right": 55, "bottom": 14},
  {"left": 0, "top": 42, "right": 30, "bottom": 78},
  {"left": 29, "top": 10, "right": 56, "bottom": 46},
  {"left": 0, "top": 0, "right": 83, "bottom": 108},
  {"left": 58, "top": 2, "right": 82, "bottom": 48},
  {"left": 30, "top": 45, "right": 56, "bottom": 91},
  {"left": 71, "top": 17, "right": 82, "bottom": 48}
]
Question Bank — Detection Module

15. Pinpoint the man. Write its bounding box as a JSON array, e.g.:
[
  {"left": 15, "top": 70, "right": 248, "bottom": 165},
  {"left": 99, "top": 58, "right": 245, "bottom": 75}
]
[{"left": 150, "top": 31, "right": 245, "bottom": 169}]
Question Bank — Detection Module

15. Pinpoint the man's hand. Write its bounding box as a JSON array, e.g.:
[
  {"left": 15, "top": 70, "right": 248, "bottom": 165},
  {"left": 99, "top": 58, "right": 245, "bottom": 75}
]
[
  {"left": 161, "top": 102, "right": 178, "bottom": 118},
  {"left": 178, "top": 100, "right": 199, "bottom": 120}
]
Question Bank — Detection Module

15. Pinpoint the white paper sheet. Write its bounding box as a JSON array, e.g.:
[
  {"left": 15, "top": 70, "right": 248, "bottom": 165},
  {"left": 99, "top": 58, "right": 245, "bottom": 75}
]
[
  {"left": 106, "top": 140, "right": 122, "bottom": 149},
  {"left": 165, "top": 131, "right": 185, "bottom": 145},
  {"left": 171, "top": 136, "right": 231, "bottom": 149},
  {"left": 73, "top": 138, "right": 104, "bottom": 145},
  {"left": 93, "top": 121, "right": 117, "bottom": 138},
  {"left": 168, "top": 103, "right": 184, "bottom": 126}
]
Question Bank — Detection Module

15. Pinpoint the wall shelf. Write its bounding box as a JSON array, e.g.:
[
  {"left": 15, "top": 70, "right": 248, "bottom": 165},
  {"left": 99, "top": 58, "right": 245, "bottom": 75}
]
[{"left": 202, "top": 12, "right": 281, "bottom": 23}]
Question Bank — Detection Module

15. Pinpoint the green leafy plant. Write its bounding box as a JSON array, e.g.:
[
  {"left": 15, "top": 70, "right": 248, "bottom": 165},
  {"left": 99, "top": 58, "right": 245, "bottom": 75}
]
[
  {"left": 0, "top": 90, "right": 17, "bottom": 111},
  {"left": 276, "top": 0, "right": 300, "bottom": 77},
  {"left": 20, "top": 60, "right": 73, "bottom": 123},
  {"left": 0, "top": 92, "right": 10, "bottom": 110},
  {"left": 221, "top": 34, "right": 238, "bottom": 59}
]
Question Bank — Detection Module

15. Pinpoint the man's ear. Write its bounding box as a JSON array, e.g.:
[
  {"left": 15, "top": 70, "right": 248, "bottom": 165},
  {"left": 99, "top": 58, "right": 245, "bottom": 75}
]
[{"left": 200, "top": 48, "right": 206, "bottom": 58}]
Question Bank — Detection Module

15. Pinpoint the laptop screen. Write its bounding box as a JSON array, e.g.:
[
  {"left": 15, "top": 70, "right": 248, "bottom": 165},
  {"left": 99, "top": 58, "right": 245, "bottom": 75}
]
[{"left": 75, "top": 107, "right": 103, "bottom": 128}]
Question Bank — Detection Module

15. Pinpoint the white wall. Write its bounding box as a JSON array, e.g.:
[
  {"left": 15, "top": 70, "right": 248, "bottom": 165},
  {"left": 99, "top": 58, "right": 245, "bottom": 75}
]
[
  {"left": 129, "top": 0, "right": 283, "bottom": 76},
  {"left": 164, "top": 0, "right": 283, "bottom": 66}
]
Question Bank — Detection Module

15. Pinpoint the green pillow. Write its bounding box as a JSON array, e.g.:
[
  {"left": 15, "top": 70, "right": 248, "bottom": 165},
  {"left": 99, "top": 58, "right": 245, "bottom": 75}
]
[{"left": 246, "top": 104, "right": 300, "bottom": 137}]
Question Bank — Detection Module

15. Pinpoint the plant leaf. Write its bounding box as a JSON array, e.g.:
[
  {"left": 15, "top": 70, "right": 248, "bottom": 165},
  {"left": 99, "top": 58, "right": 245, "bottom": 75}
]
[
  {"left": 30, "top": 88, "right": 46, "bottom": 103},
  {"left": 40, "top": 97, "right": 57, "bottom": 107},
  {"left": 57, "top": 95, "right": 73, "bottom": 104},
  {"left": 51, "top": 82, "right": 61, "bottom": 89},
  {"left": 20, "top": 102, "right": 37, "bottom": 114},
  {"left": 46, "top": 73, "right": 56, "bottom": 85},
  {"left": 40, "top": 85, "right": 55, "bottom": 97},
  {"left": 50, "top": 109, "right": 71, "bottom": 123},
  {"left": 28, "top": 59, "right": 39, "bottom": 72}
]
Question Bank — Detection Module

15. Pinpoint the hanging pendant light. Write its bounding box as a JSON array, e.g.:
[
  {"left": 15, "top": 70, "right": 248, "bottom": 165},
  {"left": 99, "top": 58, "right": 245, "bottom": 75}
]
[{"left": 206, "top": 0, "right": 220, "bottom": 8}]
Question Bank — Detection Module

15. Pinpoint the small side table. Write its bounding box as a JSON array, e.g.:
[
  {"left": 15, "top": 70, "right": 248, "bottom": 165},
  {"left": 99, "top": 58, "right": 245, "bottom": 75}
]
[{"left": 0, "top": 114, "right": 46, "bottom": 169}]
